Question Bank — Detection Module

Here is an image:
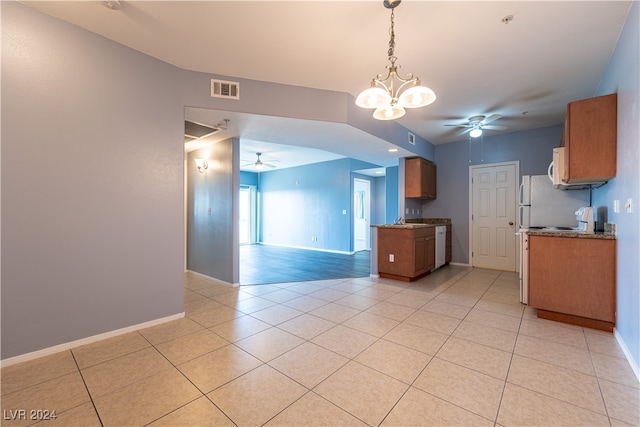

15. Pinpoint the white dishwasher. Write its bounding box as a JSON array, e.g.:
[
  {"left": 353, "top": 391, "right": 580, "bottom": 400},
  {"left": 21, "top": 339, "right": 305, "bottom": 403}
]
[{"left": 434, "top": 226, "right": 447, "bottom": 269}]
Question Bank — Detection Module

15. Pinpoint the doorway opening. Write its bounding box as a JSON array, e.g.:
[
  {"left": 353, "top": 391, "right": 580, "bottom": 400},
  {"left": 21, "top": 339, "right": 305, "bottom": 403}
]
[
  {"left": 353, "top": 178, "right": 371, "bottom": 252},
  {"left": 239, "top": 185, "right": 257, "bottom": 245}
]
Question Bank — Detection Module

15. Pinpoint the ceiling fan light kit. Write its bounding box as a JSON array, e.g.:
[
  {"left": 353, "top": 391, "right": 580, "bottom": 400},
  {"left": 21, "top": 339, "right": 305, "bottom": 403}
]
[
  {"left": 469, "top": 128, "right": 483, "bottom": 138},
  {"left": 445, "top": 114, "right": 507, "bottom": 139},
  {"left": 356, "top": 0, "right": 436, "bottom": 120}
]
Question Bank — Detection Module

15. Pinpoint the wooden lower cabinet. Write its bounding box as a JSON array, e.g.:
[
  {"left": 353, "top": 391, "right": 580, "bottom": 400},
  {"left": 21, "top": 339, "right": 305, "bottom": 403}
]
[
  {"left": 377, "top": 227, "right": 435, "bottom": 281},
  {"left": 528, "top": 235, "right": 616, "bottom": 331}
]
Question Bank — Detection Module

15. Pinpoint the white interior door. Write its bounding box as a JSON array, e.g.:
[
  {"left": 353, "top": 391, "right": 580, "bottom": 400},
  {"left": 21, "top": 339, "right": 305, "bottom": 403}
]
[
  {"left": 470, "top": 162, "right": 518, "bottom": 271},
  {"left": 353, "top": 178, "right": 370, "bottom": 252}
]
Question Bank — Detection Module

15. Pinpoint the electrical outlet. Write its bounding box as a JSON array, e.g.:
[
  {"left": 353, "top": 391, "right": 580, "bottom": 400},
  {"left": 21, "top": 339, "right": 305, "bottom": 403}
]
[
  {"left": 389, "top": 254, "right": 395, "bottom": 262},
  {"left": 614, "top": 200, "right": 620, "bottom": 213},
  {"left": 207, "top": 207, "right": 211, "bottom": 215}
]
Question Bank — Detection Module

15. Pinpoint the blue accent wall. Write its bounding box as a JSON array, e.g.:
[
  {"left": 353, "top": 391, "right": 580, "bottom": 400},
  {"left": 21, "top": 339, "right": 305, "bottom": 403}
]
[
  {"left": 241, "top": 171, "right": 259, "bottom": 186},
  {"left": 428, "top": 125, "right": 563, "bottom": 264},
  {"left": 592, "top": 1, "right": 639, "bottom": 374},
  {"left": 385, "top": 166, "right": 399, "bottom": 223},
  {"left": 259, "top": 158, "right": 378, "bottom": 253},
  {"left": 373, "top": 176, "right": 386, "bottom": 225}
]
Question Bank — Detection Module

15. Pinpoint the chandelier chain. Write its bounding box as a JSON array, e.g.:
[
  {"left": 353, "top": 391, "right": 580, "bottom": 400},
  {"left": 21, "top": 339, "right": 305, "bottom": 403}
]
[{"left": 387, "top": 9, "right": 396, "bottom": 63}]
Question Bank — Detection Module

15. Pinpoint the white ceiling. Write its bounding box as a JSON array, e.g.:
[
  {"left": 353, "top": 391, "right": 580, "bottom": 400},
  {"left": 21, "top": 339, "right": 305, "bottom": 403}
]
[{"left": 22, "top": 0, "right": 632, "bottom": 172}]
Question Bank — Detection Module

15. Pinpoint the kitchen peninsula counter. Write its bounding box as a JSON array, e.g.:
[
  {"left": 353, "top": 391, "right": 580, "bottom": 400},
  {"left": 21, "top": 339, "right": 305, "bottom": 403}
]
[{"left": 370, "top": 218, "right": 452, "bottom": 281}]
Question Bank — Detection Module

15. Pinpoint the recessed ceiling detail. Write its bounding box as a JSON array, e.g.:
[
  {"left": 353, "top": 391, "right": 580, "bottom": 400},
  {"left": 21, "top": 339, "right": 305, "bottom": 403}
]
[{"left": 184, "top": 120, "right": 220, "bottom": 142}]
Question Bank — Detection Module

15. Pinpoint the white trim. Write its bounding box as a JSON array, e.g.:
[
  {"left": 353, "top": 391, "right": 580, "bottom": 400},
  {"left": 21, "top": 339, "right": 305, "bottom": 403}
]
[
  {"left": 258, "top": 242, "right": 355, "bottom": 255},
  {"left": 1, "top": 312, "right": 185, "bottom": 368},
  {"left": 615, "top": 329, "right": 640, "bottom": 382},
  {"left": 449, "top": 262, "right": 472, "bottom": 268},
  {"left": 468, "top": 161, "right": 520, "bottom": 270},
  {"left": 370, "top": 274, "right": 380, "bottom": 279},
  {"left": 186, "top": 270, "right": 240, "bottom": 288}
]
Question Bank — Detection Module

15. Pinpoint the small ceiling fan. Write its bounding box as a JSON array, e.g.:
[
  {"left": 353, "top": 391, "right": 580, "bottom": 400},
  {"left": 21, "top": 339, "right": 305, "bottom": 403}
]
[
  {"left": 444, "top": 114, "right": 507, "bottom": 138},
  {"left": 241, "top": 152, "right": 278, "bottom": 171}
]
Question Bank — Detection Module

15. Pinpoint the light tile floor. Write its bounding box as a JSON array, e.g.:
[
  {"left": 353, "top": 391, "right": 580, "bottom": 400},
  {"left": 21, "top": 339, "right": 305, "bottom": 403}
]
[{"left": 2, "top": 266, "right": 639, "bottom": 426}]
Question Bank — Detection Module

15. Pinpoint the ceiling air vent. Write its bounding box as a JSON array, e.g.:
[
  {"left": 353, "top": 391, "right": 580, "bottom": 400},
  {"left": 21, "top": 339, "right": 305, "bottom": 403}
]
[
  {"left": 211, "top": 79, "right": 240, "bottom": 100},
  {"left": 184, "top": 120, "right": 220, "bottom": 142}
]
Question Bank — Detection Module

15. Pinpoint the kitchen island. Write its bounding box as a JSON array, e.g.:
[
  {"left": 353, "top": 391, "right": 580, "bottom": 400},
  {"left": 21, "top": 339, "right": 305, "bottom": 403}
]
[
  {"left": 527, "top": 230, "right": 616, "bottom": 331},
  {"left": 371, "top": 219, "right": 451, "bottom": 282}
]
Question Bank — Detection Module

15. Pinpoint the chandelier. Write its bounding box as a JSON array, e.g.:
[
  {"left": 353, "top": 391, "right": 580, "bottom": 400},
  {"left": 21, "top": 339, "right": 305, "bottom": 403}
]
[{"left": 356, "top": 0, "right": 436, "bottom": 120}]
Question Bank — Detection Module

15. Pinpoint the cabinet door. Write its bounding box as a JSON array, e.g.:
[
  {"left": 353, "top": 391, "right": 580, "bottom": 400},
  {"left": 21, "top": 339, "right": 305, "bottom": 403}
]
[
  {"left": 413, "top": 237, "right": 427, "bottom": 276},
  {"left": 425, "top": 235, "right": 436, "bottom": 271},
  {"left": 528, "top": 236, "right": 615, "bottom": 322},
  {"left": 564, "top": 93, "right": 617, "bottom": 183},
  {"left": 426, "top": 161, "right": 437, "bottom": 199}
]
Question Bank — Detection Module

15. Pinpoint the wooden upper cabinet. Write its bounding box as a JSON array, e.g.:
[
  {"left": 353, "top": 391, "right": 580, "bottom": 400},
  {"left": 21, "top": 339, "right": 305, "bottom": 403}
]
[
  {"left": 563, "top": 93, "right": 617, "bottom": 184},
  {"left": 405, "top": 157, "right": 437, "bottom": 199}
]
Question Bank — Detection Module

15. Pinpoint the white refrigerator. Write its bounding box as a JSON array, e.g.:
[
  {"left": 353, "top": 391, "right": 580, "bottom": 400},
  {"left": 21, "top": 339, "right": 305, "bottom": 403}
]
[{"left": 518, "top": 175, "right": 590, "bottom": 228}]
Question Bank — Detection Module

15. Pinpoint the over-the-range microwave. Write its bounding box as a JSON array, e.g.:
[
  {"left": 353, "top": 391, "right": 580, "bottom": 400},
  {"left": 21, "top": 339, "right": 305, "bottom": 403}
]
[{"left": 548, "top": 147, "right": 565, "bottom": 187}]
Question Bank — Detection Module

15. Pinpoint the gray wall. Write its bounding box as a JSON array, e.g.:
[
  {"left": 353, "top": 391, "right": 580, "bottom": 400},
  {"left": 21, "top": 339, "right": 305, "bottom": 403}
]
[
  {"left": 187, "top": 139, "right": 240, "bottom": 285},
  {"left": 592, "top": 1, "right": 639, "bottom": 373},
  {"left": 427, "top": 125, "right": 563, "bottom": 264},
  {"left": 1, "top": 2, "right": 184, "bottom": 359}
]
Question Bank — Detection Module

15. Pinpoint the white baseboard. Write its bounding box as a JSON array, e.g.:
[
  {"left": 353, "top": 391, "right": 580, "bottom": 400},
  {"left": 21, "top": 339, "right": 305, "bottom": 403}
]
[
  {"left": 1, "top": 312, "right": 185, "bottom": 368},
  {"left": 614, "top": 329, "right": 640, "bottom": 383},
  {"left": 186, "top": 270, "right": 239, "bottom": 288},
  {"left": 450, "top": 262, "right": 472, "bottom": 268},
  {"left": 257, "top": 242, "right": 356, "bottom": 255}
]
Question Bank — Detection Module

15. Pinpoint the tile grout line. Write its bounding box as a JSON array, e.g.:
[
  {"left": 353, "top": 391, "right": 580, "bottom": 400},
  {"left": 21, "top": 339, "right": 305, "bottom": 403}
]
[{"left": 69, "top": 349, "right": 105, "bottom": 427}]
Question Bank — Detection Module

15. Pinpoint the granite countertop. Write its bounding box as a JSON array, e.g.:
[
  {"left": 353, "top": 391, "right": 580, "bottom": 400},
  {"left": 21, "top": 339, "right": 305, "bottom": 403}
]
[
  {"left": 372, "top": 223, "right": 442, "bottom": 229},
  {"left": 526, "top": 230, "right": 616, "bottom": 240},
  {"left": 372, "top": 218, "right": 451, "bottom": 229}
]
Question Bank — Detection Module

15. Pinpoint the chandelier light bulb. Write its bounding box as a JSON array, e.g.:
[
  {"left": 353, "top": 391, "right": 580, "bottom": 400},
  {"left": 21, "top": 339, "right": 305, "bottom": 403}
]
[
  {"left": 398, "top": 85, "right": 436, "bottom": 108},
  {"left": 470, "top": 128, "right": 483, "bottom": 138},
  {"left": 355, "top": 87, "right": 391, "bottom": 109},
  {"left": 373, "top": 104, "right": 406, "bottom": 120}
]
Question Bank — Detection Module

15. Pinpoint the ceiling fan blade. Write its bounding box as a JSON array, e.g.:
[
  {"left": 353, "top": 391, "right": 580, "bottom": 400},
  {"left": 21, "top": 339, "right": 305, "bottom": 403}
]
[
  {"left": 482, "top": 125, "right": 508, "bottom": 130},
  {"left": 241, "top": 162, "right": 254, "bottom": 167},
  {"left": 482, "top": 114, "right": 502, "bottom": 125},
  {"left": 457, "top": 128, "right": 472, "bottom": 136},
  {"left": 444, "top": 124, "right": 471, "bottom": 128},
  {"left": 264, "top": 163, "right": 277, "bottom": 169}
]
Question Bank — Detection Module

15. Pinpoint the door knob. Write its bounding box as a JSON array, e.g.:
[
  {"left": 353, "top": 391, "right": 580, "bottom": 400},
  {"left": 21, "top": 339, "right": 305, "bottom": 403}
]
[{"left": 509, "top": 222, "right": 514, "bottom": 226}]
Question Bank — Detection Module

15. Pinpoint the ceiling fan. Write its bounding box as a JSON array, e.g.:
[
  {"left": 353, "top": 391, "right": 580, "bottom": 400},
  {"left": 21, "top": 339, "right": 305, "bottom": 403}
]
[
  {"left": 444, "top": 114, "right": 507, "bottom": 138},
  {"left": 241, "top": 152, "right": 278, "bottom": 171}
]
